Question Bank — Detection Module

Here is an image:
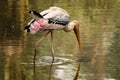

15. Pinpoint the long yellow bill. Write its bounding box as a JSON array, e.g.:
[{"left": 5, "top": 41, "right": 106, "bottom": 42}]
[{"left": 73, "top": 24, "right": 82, "bottom": 51}]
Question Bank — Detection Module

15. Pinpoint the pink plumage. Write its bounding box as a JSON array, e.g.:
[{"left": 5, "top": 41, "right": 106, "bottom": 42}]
[{"left": 29, "top": 19, "right": 49, "bottom": 34}]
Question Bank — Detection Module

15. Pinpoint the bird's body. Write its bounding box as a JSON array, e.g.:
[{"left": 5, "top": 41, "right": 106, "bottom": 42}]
[
  {"left": 27, "top": 18, "right": 68, "bottom": 34},
  {"left": 25, "top": 6, "right": 72, "bottom": 34},
  {"left": 25, "top": 7, "right": 82, "bottom": 80},
  {"left": 25, "top": 6, "right": 82, "bottom": 63}
]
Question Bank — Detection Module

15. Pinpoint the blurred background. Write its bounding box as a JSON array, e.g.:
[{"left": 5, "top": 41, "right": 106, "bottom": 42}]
[{"left": 0, "top": 0, "right": 120, "bottom": 80}]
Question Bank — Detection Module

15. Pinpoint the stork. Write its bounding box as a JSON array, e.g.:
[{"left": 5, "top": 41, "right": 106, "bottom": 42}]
[{"left": 24, "top": 6, "right": 82, "bottom": 63}]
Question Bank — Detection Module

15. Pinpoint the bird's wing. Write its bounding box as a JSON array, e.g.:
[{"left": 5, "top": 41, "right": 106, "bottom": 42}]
[
  {"left": 28, "top": 7, "right": 71, "bottom": 26},
  {"left": 29, "top": 10, "right": 43, "bottom": 19},
  {"left": 40, "top": 9, "right": 50, "bottom": 16},
  {"left": 41, "top": 7, "right": 71, "bottom": 25},
  {"left": 40, "top": 6, "right": 70, "bottom": 20},
  {"left": 42, "top": 10, "right": 60, "bottom": 19}
]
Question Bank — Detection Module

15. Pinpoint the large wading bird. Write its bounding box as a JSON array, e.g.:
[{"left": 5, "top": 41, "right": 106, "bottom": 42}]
[{"left": 24, "top": 6, "right": 82, "bottom": 63}]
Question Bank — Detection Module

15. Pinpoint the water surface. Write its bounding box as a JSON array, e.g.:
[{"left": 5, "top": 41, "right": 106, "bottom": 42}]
[{"left": 0, "top": 0, "right": 120, "bottom": 80}]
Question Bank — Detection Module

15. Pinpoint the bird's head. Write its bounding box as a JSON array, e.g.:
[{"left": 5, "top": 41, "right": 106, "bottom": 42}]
[{"left": 64, "top": 20, "right": 82, "bottom": 51}]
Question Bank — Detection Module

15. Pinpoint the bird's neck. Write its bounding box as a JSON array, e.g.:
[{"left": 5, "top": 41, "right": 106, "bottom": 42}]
[{"left": 63, "top": 21, "right": 75, "bottom": 32}]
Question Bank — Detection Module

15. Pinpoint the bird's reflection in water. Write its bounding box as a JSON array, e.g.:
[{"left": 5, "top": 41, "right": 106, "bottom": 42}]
[
  {"left": 33, "top": 56, "right": 81, "bottom": 80},
  {"left": 33, "top": 58, "right": 53, "bottom": 80},
  {"left": 73, "top": 63, "right": 81, "bottom": 80},
  {"left": 33, "top": 47, "right": 37, "bottom": 80},
  {"left": 48, "top": 63, "right": 54, "bottom": 80}
]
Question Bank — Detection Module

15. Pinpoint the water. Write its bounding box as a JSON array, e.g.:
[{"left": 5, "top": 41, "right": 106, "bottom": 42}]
[{"left": 0, "top": 0, "right": 120, "bottom": 80}]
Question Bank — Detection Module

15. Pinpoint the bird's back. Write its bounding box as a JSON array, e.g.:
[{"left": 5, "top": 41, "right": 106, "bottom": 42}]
[{"left": 40, "top": 6, "right": 71, "bottom": 25}]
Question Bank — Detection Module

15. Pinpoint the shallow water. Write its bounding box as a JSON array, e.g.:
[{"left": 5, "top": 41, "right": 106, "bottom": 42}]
[{"left": 0, "top": 0, "right": 120, "bottom": 80}]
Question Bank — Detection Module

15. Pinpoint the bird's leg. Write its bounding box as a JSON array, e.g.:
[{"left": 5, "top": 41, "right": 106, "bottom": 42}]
[
  {"left": 34, "top": 31, "right": 51, "bottom": 47},
  {"left": 50, "top": 30, "right": 55, "bottom": 63},
  {"left": 34, "top": 31, "right": 51, "bottom": 63},
  {"left": 33, "top": 31, "right": 51, "bottom": 80}
]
